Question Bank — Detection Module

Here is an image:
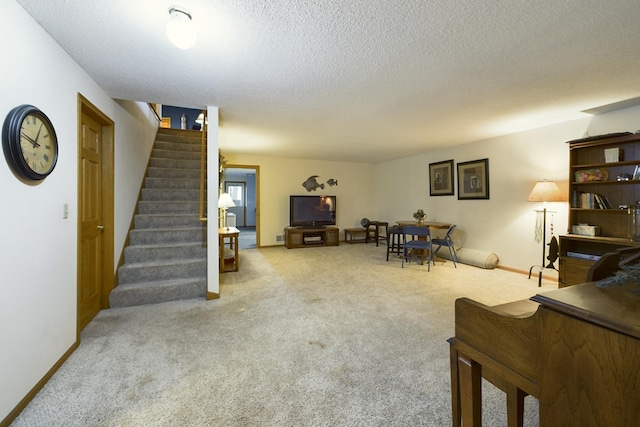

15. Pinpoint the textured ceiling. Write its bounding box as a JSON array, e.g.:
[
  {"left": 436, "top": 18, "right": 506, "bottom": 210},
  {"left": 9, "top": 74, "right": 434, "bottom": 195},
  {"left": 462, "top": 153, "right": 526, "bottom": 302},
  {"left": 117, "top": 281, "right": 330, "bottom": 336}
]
[{"left": 16, "top": 0, "right": 640, "bottom": 163}]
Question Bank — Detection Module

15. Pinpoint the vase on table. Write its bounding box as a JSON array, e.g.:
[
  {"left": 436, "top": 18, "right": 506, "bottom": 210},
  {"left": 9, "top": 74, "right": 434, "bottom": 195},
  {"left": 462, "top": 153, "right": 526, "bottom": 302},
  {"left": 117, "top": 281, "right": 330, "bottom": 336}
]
[{"left": 418, "top": 217, "right": 426, "bottom": 226}]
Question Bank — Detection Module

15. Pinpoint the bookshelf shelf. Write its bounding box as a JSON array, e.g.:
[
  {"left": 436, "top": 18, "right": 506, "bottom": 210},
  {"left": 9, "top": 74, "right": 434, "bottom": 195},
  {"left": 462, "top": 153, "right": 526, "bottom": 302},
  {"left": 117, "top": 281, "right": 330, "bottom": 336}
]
[
  {"left": 569, "top": 208, "right": 625, "bottom": 213},
  {"left": 571, "top": 160, "right": 640, "bottom": 169},
  {"left": 571, "top": 180, "right": 639, "bottom": 185}
]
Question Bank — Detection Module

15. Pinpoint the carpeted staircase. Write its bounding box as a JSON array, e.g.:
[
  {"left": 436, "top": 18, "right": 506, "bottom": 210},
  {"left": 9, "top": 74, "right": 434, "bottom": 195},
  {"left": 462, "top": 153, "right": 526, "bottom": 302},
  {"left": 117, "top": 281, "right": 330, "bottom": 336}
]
[{"left": 109, "top": 128, "right": 207, "bottom": 308}]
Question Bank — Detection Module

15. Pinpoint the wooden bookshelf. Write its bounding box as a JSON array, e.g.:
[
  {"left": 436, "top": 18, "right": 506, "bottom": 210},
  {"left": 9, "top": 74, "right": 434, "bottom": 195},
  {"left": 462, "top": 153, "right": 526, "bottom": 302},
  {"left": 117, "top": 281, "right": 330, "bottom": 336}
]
[{"left": 560, "top": 133, "right": 640, "bottom": 287}]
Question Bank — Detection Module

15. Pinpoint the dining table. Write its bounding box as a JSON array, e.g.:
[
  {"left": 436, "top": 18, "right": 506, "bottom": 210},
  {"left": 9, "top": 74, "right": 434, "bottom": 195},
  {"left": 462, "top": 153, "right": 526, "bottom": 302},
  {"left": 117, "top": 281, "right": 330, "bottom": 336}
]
[{"left": 395, "top": 220, "right": 451, "bottom": 230}]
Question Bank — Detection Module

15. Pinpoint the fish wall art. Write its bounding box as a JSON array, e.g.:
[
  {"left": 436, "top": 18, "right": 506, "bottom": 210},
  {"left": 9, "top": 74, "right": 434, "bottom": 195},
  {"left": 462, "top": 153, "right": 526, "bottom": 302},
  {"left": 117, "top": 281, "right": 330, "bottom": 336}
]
[
  {"left": 302, "top": 176, "right": 324, "bottom": 192},
  {"left": 301, "top": 176, "right": 340, "bottom": 191}
]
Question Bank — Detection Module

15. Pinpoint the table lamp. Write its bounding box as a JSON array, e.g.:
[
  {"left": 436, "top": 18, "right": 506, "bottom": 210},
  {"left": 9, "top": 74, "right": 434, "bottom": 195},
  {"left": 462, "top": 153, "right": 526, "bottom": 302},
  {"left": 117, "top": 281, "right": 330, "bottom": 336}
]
[
  {"left": 527, "top": 180, "right": 566, "bottom": 286},
  {"left": 195, "top": 112, "right": 207, "bottom": 131},
  {"left": 218, "top": 192, "right": 235, "bottom": 230}
]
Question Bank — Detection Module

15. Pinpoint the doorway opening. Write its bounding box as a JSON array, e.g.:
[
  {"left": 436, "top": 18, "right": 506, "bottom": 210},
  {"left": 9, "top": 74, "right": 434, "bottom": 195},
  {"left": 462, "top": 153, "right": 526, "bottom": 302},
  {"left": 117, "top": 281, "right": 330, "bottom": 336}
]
[{"left": 224, "top": 165, "right": 259, "bottom": 249}]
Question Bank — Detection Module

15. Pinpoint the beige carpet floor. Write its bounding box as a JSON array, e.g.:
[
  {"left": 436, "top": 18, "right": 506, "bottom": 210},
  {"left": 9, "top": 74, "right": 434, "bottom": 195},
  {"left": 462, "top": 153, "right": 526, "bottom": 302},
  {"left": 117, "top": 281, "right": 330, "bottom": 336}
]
[{"left": 11, "top": 243, "right": 557, "bottom": 426}]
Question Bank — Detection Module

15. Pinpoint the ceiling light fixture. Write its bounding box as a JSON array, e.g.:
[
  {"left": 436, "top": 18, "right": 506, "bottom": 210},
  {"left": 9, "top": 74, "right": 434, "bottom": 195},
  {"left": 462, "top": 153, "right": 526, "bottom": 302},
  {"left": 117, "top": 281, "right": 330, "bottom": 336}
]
[{"left": 166, "top": 7, "right": 196, "bottom": 49}]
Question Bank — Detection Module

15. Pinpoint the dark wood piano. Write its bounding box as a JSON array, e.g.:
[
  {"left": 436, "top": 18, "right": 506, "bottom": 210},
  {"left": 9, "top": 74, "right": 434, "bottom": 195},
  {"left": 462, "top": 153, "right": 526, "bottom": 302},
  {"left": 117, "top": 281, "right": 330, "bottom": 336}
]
[{"left": 449, "top": 282, "right": 640, "bottom": 426}]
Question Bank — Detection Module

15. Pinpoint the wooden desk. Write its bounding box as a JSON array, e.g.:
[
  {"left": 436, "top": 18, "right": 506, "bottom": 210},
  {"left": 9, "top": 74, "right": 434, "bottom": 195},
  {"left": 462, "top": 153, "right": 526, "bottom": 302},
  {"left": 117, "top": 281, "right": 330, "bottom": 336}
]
[
  {"left": 219, "top": 227, "right": 239, "bottom": 273},
  {"left": 532, "top": 283, "right": 640, "bottom": 426},
  {"left": 450, "top": 282, "right": 640, "bottom": 426}
]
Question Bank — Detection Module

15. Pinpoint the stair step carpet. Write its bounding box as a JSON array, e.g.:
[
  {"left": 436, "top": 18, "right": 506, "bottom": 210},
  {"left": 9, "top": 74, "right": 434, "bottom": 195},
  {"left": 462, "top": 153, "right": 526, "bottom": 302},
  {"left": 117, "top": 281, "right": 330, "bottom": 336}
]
[{"left": 110, "top": 128, "right": 208, "bottom": 308}]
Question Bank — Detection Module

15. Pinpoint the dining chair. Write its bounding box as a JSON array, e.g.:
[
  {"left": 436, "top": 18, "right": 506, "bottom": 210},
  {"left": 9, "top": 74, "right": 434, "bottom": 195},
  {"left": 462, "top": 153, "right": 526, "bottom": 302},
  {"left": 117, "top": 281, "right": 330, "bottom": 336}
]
[
  {"left": 402, "top": 226, "right": 433, "bottom": 270},
  {"left": 432, "top": 224, "right": 457, "bottom": 268}
]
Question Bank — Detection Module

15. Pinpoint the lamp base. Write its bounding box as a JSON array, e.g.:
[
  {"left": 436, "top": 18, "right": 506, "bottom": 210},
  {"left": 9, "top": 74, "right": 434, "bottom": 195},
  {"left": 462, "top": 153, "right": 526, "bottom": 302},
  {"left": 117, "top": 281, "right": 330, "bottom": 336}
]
[{"left": 220, "top": 207, "right": 228, "bottom": 230}]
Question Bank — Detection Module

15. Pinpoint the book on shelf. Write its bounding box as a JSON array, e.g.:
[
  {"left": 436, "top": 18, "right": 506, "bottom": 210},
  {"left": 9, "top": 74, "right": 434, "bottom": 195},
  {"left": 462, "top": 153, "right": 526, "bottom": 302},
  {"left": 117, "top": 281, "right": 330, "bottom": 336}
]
[
  {"left": 566, "top": 251, "right": 602, "bottom": 261},
  {"left": 571, "top": 191, "right": 613, "bottom": 209}
]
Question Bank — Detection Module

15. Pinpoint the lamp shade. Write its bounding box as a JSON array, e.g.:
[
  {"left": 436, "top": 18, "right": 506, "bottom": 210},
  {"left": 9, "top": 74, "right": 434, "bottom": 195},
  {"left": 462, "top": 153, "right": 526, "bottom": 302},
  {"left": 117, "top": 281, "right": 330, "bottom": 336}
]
[
  {"left": 527, "top": 180, "right": 566, "bottom": 202},
  {"left": 218, "top": 193, "right": 236, "bottom": 209},
  {"left": 166, "top": 7, "right": 196, "bottom": 49}
]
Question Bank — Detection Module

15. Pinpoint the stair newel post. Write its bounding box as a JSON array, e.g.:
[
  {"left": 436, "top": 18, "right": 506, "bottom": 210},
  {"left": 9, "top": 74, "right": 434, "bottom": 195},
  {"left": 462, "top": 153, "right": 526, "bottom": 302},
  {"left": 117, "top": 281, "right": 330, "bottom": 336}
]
[
  {"left": 199, "top": 109, "right": 208, "bottom": 222},
  {"left": 218, "top": 148, "right": 227, "bottom": 229}
]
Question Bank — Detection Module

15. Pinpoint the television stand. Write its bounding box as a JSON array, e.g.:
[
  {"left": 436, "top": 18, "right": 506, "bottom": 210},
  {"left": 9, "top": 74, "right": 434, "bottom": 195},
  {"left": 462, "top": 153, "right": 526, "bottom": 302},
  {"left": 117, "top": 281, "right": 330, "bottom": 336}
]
[{"left": 285, "top": 226, "right": 339, "bottom": 249}]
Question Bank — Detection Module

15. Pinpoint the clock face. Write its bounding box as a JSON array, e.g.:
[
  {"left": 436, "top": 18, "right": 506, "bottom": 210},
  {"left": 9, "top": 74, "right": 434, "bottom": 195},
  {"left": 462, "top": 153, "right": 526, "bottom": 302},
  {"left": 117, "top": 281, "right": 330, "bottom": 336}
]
[
  {"left": 2, "top": 104, "right": 58, "bottom": 181},
  {"left": 20, "top": 113, "right": 56, "bottom": 175}
]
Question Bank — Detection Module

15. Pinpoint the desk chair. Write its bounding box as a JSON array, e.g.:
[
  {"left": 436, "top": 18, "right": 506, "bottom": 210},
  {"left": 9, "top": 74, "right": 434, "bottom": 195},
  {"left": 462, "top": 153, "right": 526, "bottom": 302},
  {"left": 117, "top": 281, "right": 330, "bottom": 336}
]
[
  {"left": 402, "top": 226, "right": 433, "bottom": 270},
  {"left": 432, "top": 224, "right": 457, "bottom": 268}
]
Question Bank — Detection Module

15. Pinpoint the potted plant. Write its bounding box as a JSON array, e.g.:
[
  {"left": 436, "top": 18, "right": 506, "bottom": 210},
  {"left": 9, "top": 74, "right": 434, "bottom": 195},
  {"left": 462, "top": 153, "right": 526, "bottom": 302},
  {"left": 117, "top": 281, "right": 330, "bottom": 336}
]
[
  {"left": 219, "top": 149, "right": 226, "bottom": 190},
  {"left": 413, "top": 209, "right": 426, "bottom": 225}
]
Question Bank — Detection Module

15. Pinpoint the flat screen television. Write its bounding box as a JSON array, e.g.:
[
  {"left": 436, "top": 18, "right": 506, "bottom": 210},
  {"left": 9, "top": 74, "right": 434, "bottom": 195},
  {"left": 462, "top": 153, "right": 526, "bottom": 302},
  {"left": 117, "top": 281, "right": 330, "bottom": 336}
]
[{"left": 289, "top": 195, "right": 337, "bottom": 228}]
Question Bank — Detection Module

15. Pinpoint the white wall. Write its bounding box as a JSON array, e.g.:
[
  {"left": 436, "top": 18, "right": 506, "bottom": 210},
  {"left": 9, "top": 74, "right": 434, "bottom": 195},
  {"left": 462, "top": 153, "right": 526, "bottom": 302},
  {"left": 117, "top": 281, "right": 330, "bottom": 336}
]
[
  {"left": 376, "top": 107, "right": 640, "bottom": 273},
  {"left": 223, "top": 154, "right": 375, "bottom": 246},
  {"left": 1, "top": 2, "right": 156, "bottom": 421}
]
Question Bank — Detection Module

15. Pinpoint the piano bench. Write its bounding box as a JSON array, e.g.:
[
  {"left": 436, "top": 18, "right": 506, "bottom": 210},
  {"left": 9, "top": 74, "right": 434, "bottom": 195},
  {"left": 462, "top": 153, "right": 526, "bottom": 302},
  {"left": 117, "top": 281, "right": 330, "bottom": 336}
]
[
  {"left": 491, "top": 299, "right": 540, "bottom": 317},
  {"left": 449, "top": 298, "right": 540, "bottom": 427}
]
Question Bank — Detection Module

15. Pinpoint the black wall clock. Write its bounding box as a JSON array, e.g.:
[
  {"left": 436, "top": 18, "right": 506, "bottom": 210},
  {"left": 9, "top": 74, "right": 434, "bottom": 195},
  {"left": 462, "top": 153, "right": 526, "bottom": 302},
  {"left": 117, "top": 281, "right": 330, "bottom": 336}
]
[{"left": 2, "top": 104, "right": 58, "bottom": 181}]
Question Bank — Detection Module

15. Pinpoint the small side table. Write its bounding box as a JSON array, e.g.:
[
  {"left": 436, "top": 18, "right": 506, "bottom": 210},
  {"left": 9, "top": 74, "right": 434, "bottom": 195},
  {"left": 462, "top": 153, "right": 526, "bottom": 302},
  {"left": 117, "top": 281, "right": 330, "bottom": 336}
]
[
  {"left": 344, "top": 228, "right": 367, "bottom": 243},
  {"left": 365, "top": 221, "right": 388, "bottom": 246},
  {"left": 219, "top": 227, "right": 240, "bottom": 273}
]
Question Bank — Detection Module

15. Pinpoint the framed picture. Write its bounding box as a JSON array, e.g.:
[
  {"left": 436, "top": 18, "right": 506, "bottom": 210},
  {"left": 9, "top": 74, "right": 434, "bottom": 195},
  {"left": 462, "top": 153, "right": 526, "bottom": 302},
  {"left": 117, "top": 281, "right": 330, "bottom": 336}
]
[
  {"left": 429, "top": 159, "right": 454, "bottom": 196},
  {"left": 457, "top": 158, "right": 490, "bottom": 200}
]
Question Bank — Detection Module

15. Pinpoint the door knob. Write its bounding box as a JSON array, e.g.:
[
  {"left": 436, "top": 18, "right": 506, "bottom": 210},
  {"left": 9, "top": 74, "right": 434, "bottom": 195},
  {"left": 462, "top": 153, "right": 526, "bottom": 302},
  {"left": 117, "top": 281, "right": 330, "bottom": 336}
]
[{"left": 97, "top": 225, "right": 105, "bottom": 230}]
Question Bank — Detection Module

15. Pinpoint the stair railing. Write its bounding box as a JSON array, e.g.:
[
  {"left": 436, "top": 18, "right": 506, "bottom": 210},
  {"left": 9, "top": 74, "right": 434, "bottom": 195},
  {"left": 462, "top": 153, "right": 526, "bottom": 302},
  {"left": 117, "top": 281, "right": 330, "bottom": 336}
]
[{"left": 199, "top": 109, "right": 208, "bottom": 222}]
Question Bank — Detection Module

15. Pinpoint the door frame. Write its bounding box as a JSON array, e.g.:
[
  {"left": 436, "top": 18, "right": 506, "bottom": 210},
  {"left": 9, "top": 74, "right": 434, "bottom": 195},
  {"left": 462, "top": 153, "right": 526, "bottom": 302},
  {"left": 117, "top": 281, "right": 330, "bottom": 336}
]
[
  {"left": 77, "top": 94, "right": 114, "bottom": 332},
  {"left": 225, "top": 164, "right": 260, "bottom": 246}
]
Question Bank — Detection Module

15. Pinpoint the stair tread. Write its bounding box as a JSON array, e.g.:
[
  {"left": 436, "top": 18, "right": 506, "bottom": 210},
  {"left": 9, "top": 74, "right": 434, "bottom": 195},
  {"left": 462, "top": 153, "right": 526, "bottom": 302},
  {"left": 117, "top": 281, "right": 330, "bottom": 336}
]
[
  {"left": 149, "top": 167, "right": 198, "bottom": 171},
  {"left": 136, "top": 213, "right": 200, "bottom": 218},
  {"left": 130, "top": 226, "right": 204, "bottom": 232},
  {"left": 138, "top": 200, "right": 200, "bottom": 204},
  {"left": 144, "top": 177, "right": 200, "bottom": 182},
  {"left": 126, "top": 241, "right": 205, "bottom": 248},
  {"left": 119, "top": 258, "right": 206, "bottom": 269},
  {"left": 113, "top": 276, "right": 207, "bottom": 289},
  {"left": 142, "top": 188, "right": 200, "bottom": 192}
]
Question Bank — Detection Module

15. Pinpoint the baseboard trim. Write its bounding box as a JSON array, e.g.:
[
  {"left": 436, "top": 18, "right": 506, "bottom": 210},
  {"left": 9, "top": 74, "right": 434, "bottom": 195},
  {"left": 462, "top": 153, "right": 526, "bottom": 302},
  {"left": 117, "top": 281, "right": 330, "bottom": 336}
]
[
  {"left": 1, "top": 340, "right": 79, "bottom": 427},
  {"left": 207, "top": 291, "right": 220, "bottom": 300}
]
